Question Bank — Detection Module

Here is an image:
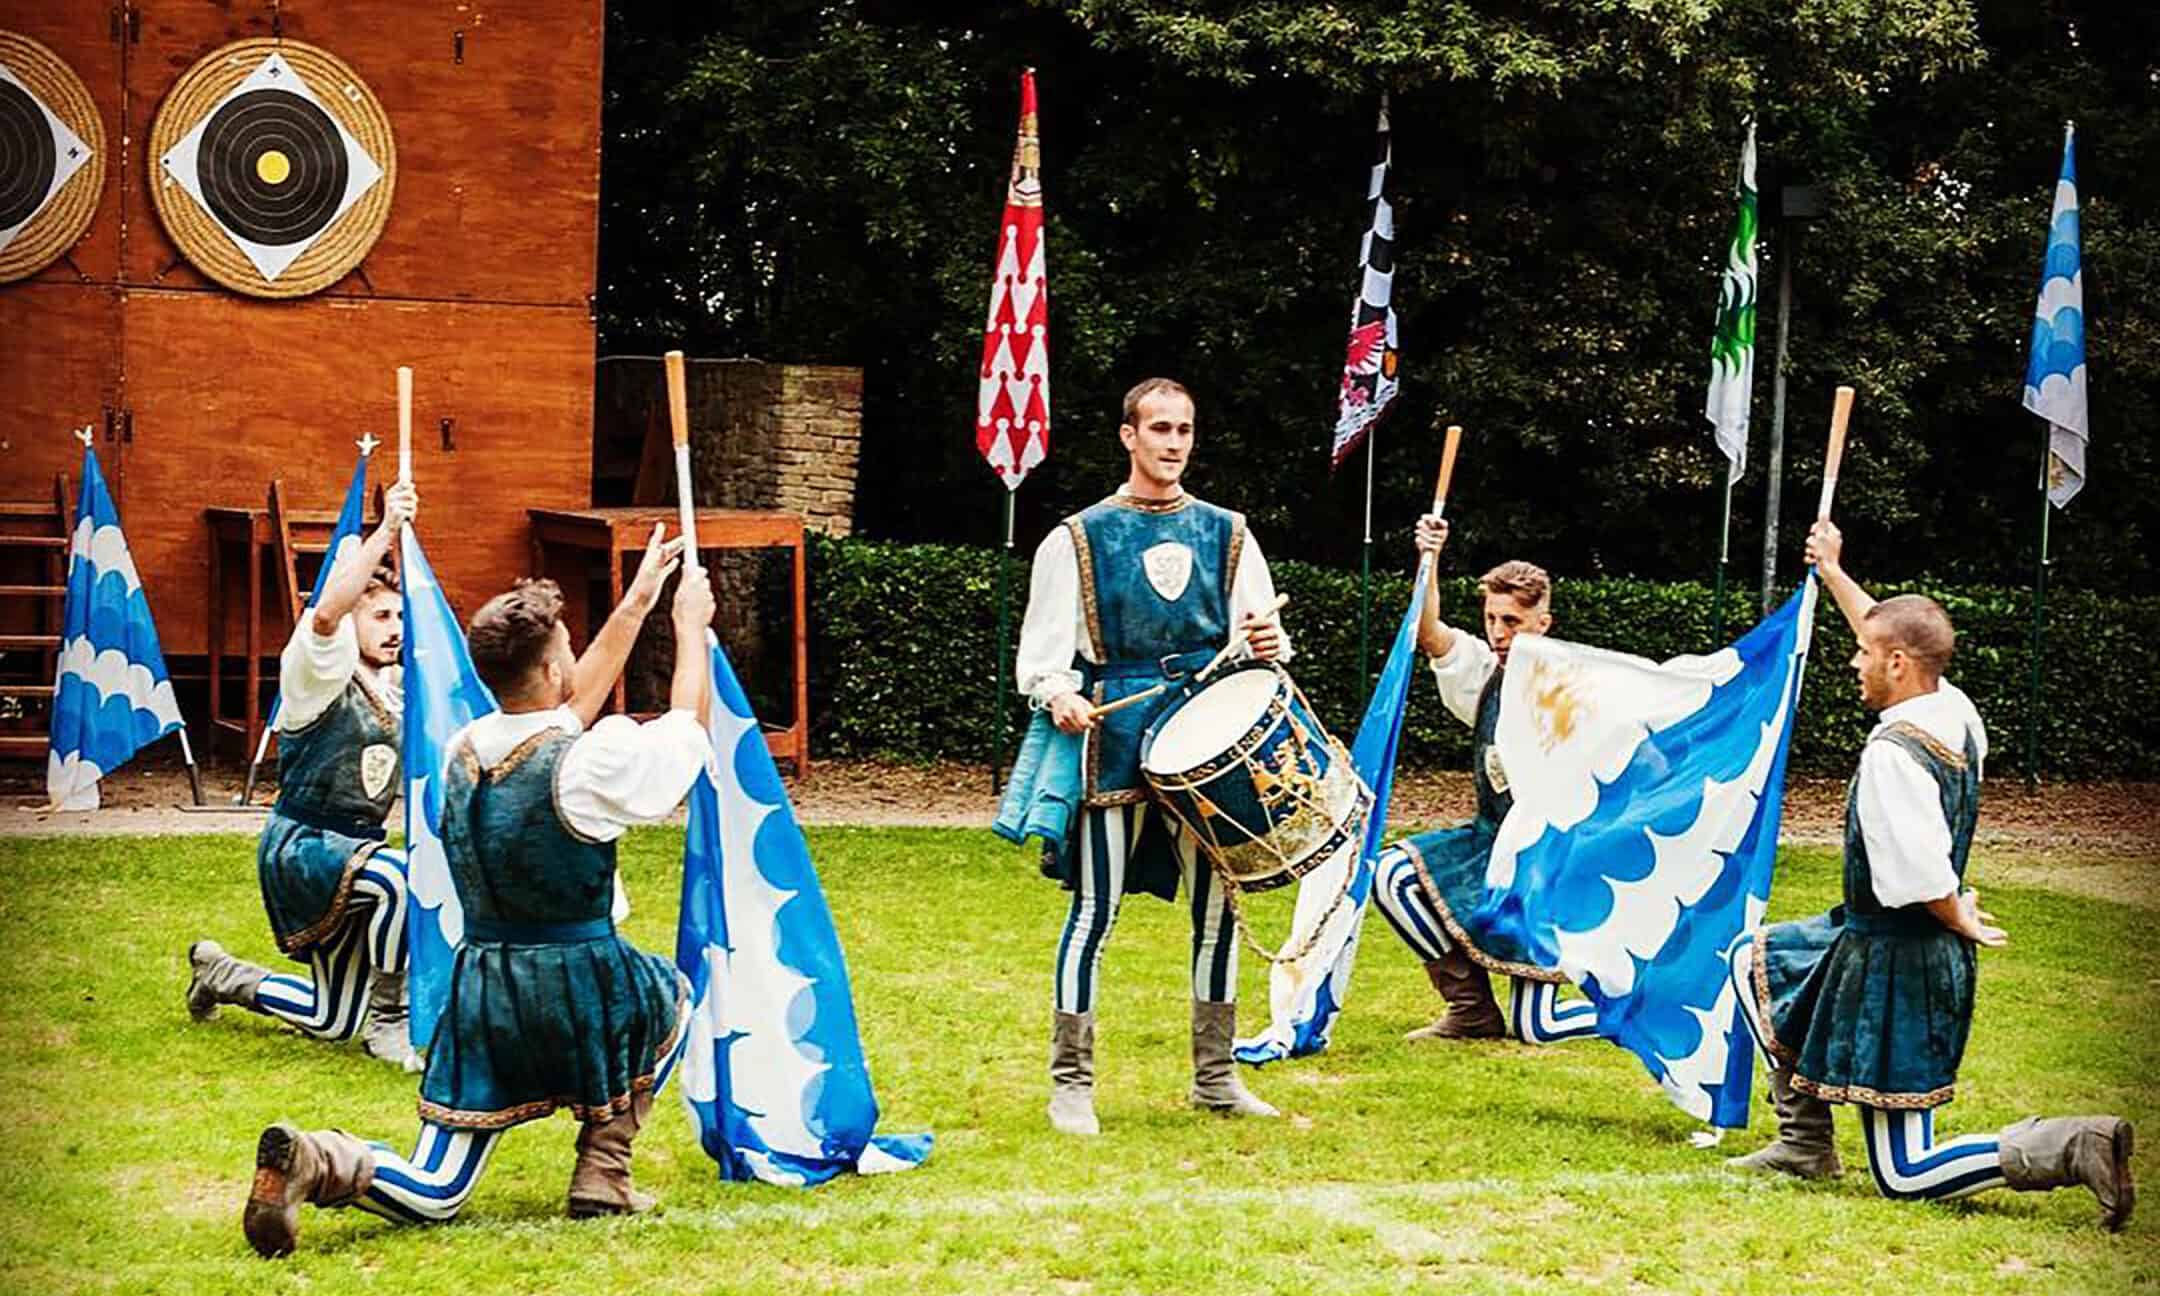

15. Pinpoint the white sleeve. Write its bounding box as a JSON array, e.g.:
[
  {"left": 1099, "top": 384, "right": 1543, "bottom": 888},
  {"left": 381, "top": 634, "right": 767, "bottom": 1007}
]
[
  {"left": 556, "top": 710, "right": 711, "bottom": 842},
  {"left": 277, "top": 618, "right": 358, "bottom": 732},
  {"left": 1229, "top": 531, "right": 1292, "bottom": 663},
  {"left": 1426, "top": 633, "right": 1497, "bottom": 729},
  {"left": 1858, "top": 741, "right": 1962, "bottom": 908},
  {"left": 1941, "top": 679, "right": 1988, "bottom": 778},
  {"left": 1016, "top": 525, "right": 1086, "bottom": 706}
]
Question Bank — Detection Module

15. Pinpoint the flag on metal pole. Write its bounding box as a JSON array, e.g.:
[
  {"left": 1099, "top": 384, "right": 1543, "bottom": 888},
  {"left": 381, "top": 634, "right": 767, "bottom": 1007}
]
[
  {"left": 2023, "top": 124, "right": 2087, "bottom": 508},
  {"left": 1331, "top": 95, "right": 1399, "bottom": 470},
  {"left": 1706, "top": 122, "right": 1759, "bottom": 476},
  {"left": 46, "top": 445, "right": 184, "bottom": 810},
  {"left": 976, "top": 68, "right": 1049, "bottom": 490},
  {"left": 676, "top": 635, "right": 932, "bottom": 1184},
  {"left": 397, "top": 528, "right": 499, "bottom": 1050}
]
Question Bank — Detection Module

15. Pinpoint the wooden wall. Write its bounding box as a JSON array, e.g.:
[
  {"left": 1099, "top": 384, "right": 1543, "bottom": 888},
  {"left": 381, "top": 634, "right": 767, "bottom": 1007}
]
[{"left": 0, "top": 0, "right": 602, "bottom": 655}]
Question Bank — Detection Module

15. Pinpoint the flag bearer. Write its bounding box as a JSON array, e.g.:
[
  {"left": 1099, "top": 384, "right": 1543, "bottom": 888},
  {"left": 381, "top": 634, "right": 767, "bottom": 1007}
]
[{"left": 1727, "top": 519, "right": 2133, "bottom": 1230}]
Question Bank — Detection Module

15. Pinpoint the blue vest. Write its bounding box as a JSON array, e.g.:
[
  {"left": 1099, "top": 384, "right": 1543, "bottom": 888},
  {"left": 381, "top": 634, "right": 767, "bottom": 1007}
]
[
  {"left": 1066, "top": 493, "right": 1243, "bottom": 804},
  {"left": 257, "top": 674, "right": 399, "bottom": 953}
]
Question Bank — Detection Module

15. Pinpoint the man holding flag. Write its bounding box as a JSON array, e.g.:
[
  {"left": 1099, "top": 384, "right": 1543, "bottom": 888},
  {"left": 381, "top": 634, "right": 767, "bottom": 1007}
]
[
  {"left": 1728, "top": 520, "right": 2133, "bottom": 1230},
  {"left": 240, "top": 545, "right": 710, "bottom": 1256},
  {"left": 185, "top": 478, "right": 425, "bottom": 1072}
]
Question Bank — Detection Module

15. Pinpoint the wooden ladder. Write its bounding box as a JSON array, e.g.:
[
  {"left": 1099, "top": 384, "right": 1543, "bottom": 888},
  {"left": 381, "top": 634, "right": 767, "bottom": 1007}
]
[{"left": 0, "top": 475, "right": 74, "bottom": 760}]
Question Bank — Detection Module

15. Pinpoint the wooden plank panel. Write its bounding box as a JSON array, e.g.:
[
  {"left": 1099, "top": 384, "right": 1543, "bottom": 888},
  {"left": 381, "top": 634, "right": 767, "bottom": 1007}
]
[
  {"left": 118, "top": 290, "right": 593, "bottom": 654},
  {"left": 0, "top": 282, "right": 120, "bottom": 493},
  {"left": 124, "top": 0, "right": 601, "bottom": 306},
  {"left": 4, "top": 8, "right": 122, "bottom": 284}
]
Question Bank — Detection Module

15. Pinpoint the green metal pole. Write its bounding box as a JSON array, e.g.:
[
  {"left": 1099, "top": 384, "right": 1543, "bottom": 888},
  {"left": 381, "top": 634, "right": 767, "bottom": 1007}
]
[
  {"left": 1358, "top": 427, "right": 1377, "bottom": 692},
  {"left": 993, "top": 489, "right": 1015, "bottom": 792},
  {"left": 1713, "top": 463, "right": 1734, "bottom": 647},
  {"left": 2024, "top": 422, "right": 2052, "bottom": 791}
]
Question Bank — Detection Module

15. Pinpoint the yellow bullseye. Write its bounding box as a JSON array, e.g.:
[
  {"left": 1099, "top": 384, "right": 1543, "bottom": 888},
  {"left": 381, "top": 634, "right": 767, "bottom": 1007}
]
[{"left": 255, "top": 149, "right": 291, "bottom": 185}]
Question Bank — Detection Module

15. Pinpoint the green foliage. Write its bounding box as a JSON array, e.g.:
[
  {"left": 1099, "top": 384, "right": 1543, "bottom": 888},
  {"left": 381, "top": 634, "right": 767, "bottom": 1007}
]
[{"left": 804, "top": 534, "right": 2160, "bottom": 778}]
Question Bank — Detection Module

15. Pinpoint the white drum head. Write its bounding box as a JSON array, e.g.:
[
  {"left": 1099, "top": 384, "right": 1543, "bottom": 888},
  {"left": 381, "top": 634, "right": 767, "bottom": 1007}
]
[{"left": 1143, "top": 668, "right": 1278, "bottom": 775}]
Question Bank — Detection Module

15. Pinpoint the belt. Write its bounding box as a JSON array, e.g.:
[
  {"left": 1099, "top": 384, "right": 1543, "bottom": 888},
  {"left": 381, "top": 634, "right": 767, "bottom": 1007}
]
[
  {"left": 272, "top": 800, "right": 388, "bottom": 842},
  {"left": 1841, "top": 907, "right": 1942, "bottom": 937},
  {"left": 1090, "top": 649, "right": 1216, "bottom": 683},
  {"left": 463, "top": 917, "right": 614, "bottom": 945}
]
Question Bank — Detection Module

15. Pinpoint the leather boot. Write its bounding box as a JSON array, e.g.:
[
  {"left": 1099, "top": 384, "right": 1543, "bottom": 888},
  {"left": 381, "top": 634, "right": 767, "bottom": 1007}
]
[
  {"left": 567, "top": 1090, "right": 658, "bottom": 1218},
  {"left": 1187, "top": 1000, "right": 1279, "bottom": 1118},
  {"left": 1403, "top": 949, "right": 1505, "bottom": 1041},
  {"left": 1999, "top": 1115, "right": 2135, "bottom": 1231},
  {"left": 186, "top": 939, "right": 269, "bottom": 1021},
  {"left": 359, "top": 970, "right": 424, "bottom": 1073},
  {"left": 243, "top": 1123, "right": 376, "bottom": 1258},
  {"left": 1726, "top": 1066, "right": 1843, "bottom": 1180},
  {"left": 1048, "top": 1011, "right": 1100, "bottom": 1136}
]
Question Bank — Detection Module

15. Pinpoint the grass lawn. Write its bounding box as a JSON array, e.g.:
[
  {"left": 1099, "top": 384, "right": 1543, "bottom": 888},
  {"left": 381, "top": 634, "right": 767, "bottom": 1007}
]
[{"left": 0, "top": 827, "right": 2152, "bottom": 1295}]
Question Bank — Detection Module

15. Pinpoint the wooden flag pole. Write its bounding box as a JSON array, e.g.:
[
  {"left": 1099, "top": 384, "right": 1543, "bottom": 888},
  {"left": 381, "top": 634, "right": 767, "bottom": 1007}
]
[
  {"left": 1416, "top": 424, "right": 1463, "bottom": 595},
  {"left": 665, "top": 350, "right": 698, "bottom": 567},
  {"left": 396, "top": 367, "right": 413, "bottom": 487},
  {"left": 1816, "top": 385, "right": 1854, "bottom": 521}
]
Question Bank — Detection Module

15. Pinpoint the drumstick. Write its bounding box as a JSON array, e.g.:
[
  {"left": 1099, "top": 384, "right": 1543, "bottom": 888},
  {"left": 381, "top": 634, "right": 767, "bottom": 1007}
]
[
  {"left": 1817, "top": 385, "right": 1854, "bottom": 520},
  {"left": 396, "top": 366, "right": 413, "bottom": 486},
  {"left": 1086, "top": 683, "right": 1168, "bottom": 722},
  {"left": 665, "top": 349, "right": 699, "bottom": 569},
  {"left": 1083, "top": 592, "right": 1293, "bottom": 721}
]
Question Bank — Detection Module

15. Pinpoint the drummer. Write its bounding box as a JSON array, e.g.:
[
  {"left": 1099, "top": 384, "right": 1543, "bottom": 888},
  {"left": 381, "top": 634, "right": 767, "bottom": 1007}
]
[
  {"left": 1368, "top": 517, "right": 1601, "bottom": 1046},
  {"left": 1015, "top": 377, "right": 1290, "bottom": 1136}
]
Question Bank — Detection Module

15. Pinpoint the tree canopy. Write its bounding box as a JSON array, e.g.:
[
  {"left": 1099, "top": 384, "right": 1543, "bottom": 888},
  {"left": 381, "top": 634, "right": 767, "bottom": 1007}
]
[{"left": 599, "top": 1, "right": 2159, "bottom": 593}]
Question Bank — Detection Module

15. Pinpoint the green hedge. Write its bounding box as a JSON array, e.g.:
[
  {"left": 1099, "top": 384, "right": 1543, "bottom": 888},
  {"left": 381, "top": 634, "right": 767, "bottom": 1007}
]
[{"left": 804, "top": 535, "right": 2160, "bottom": 780}]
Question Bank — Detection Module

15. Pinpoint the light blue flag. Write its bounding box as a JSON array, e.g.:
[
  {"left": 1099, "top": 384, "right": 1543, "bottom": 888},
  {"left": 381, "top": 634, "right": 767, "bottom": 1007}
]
[
  {"left": 261, "top": 451, "right": 373, "bottom": 735},
  {"left": 2022, "top": 123, "right": 2088, "bottom": 508},
  {"left": 46, "top": 447, "right": 184, "bottom": 810},
  {"left": 397, "top": 528, "right": 498, "bottom": 1051},
  {"left": 1479, "top": 579, "right": 1817, "bottom": 1127},
  {"left": 676, "top": 634, "right": 931, "bottom": 1185},
  {"left": 1237, "top": 565, "right": 1431, "bottom": 1064}
]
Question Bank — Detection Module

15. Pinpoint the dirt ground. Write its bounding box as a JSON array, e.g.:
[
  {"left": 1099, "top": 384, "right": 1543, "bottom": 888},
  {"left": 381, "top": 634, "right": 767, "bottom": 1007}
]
[{"left": 3, "top": 750, "right": 2154, "bottom": 906}]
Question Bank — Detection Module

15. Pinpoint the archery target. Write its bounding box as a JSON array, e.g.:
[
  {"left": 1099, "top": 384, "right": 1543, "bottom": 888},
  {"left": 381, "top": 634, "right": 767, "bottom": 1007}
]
[
  {"left": 150, "top": 40, "right": 394, "bottom": 298},
  {"left": 0, "top": 32, "right": 104, "bottom": 283}
]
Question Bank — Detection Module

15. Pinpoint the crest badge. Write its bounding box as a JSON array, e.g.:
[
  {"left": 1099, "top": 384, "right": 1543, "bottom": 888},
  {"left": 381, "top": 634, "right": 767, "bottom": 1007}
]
[
  {"left": 360, "top": 743, "right": 397, "bottom": 800},
  {"left": 1482, "top": 744, "right": 1511, "bottom": 795},
  {"left": 1142, "top": 542, "right": 1193, "bottom": 602}
]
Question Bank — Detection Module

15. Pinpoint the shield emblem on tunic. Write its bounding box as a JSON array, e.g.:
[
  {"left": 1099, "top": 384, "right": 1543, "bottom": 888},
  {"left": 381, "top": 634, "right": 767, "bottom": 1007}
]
[
  {"left": 1142, "top": 542, "right": 1193, "bottom": 602},
  {"left": 1483, "top": 744, "right": 1510, "bottom": 795},
  {"left": 360, "top": 743, "right": 397, "bottom": 800}
]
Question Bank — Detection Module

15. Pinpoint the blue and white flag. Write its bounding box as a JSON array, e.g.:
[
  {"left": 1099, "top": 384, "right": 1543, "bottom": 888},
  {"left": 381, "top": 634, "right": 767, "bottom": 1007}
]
[
  {"left": 2022, "top": 123, "right": 2088, "bottom": 508},
  {"left": 676, "top": 635, "right": 931, "bottom": 1186},
  {"left": 398, "top": 527, "right": 497, "bottom": 1051},
  {"left": 262, "top": 451, "right": 372, "bottom": 735},
  {"left": 1237, "top": 564, "right": 1431, "bottom": 1064},
  {"left": 1480, "top": 579, "right": 1816, "bottom": 1127},
  {"left": 47, "top": 448, "right": 183, "bottom": 811}
]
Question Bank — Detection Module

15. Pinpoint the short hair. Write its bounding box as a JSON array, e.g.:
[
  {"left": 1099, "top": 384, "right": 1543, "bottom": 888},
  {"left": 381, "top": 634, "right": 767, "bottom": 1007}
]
[
  {"left": 1121, "top": 377, "right": 1192, "bottom": 426},
  {"left": 1865, "top": 594, "right": 1955, "bottom": 678},
  {"left": 1480, "top": 560, "right": 1551, "bottom": 607},
  {"left": 467, "top": 578, "right": 565, "bottom": 697},
  {"left": 363, "top": 563, "right": 399, "bottom": 596}
]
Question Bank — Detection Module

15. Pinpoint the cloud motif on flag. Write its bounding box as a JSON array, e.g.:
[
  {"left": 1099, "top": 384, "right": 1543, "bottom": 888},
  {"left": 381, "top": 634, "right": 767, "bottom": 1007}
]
[
  {"left": 677, "top": 635, "right": 930, "bottom": 1185},
  {"left": 2022, "top": 125, "right": 2088, "bottom": 507},
  {"left": 1477, "top": 580, "right": 1816, "bottom": 1126}
]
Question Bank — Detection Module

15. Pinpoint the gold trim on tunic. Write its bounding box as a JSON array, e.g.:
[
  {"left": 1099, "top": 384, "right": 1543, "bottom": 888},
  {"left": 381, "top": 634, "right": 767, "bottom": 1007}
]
[{"left": 1398, "top": 836, "right": 1565, "bottom": 984}]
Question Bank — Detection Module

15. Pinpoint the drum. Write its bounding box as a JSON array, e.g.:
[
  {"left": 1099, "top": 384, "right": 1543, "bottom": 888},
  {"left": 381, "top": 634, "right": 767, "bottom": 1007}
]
[{"left": 1140, "top": 661, "right": 1371, "bottom": 892}]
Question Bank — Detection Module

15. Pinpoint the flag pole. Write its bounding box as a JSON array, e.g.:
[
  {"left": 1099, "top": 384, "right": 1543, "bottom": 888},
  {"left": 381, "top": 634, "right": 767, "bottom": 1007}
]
[
  {"left": 2025, "top": 421, "right": 2050, "bottom": 791},
  {"left": 1713, "top": 464, "right": 1734, "bottom": 646},
  {"left": 1359, "top": 422, "right": 1377, "bottom": 692},
  {"left": 992, "top": 488, "right": 1014, "bottom": 792}
]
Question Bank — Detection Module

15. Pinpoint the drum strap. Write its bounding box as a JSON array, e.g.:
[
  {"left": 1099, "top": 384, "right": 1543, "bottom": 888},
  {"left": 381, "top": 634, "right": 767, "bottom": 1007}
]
[{"left": 1088, "top": 649, "right": 1216, "bottom": 684}]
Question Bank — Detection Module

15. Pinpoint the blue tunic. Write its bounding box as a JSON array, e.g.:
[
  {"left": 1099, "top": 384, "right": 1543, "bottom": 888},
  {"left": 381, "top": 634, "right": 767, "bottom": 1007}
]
[
  {"left": 1393, "top": 668, "right": 1564, "bottom": 982},
  {"left": 257, "top": 674, "right": 399, "bottom": 956},
  {"left": 1754, "top": 723, "right": 1981, "bottom": 1109},
  {"left": 418, "top": 729, "right": 687, "bottom": 1130},
  {"left": 1045, "top": 492, "right": 1243, "bottom": 901}
]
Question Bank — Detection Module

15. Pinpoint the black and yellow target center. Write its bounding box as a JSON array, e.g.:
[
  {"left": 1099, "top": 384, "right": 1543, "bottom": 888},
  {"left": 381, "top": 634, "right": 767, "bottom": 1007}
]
[
  {"left": 196, "top": 87, "right": 347, "bottom": 247},
  {"left": 0, "top": 76, "right": 58, "bottom": 231}
]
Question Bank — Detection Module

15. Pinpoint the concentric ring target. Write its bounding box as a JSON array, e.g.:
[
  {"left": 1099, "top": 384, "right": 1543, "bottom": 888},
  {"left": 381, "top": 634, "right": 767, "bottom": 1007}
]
[
  {"left": 196, "top": 88, "right": 348, "bottom": 247},
  {"left": 0, "top": 30, "right": 106, "bottom": 284},
  {"left": 149, "top": 39, "right": 395, "bottom": 298}
]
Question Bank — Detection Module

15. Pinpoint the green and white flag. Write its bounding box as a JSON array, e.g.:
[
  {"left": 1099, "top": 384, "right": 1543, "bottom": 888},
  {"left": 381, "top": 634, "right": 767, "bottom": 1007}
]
[{"left": 1706, "top": 122, "right": 1758, "bottom": 476}]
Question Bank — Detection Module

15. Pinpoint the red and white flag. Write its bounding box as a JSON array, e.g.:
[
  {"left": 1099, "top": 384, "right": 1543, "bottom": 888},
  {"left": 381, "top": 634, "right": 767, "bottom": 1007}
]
[
  {"left": 1331, "top": 95, "right": 1399, "bottom": 470},
  {"left": 976, "top": 69, "right": 1049, "bottom": 491}
]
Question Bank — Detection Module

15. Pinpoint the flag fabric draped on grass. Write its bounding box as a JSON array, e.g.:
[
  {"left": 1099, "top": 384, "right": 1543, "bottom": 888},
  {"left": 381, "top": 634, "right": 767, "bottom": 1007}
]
[
  {"left": 1480, "top": 579, "right": 1817, "bottom": 1127},
  {"left": 2023, "top": 124, "right": 2088, "bottom": 508},
  {"left": 1237, "top": 566, "right": 1430, "bottom": 1064},
  {"left": 975, "top": 68, "right": 1049, "bottom": 491},
  {"left": 1706, "top": 121, "right": 1758, "bottom": 476},
  {"left": 1330, "top": 95, "right": 1399, "bottom": 470},
  {"left": 46, "top": 447, "right": 183, "bottom": 811},
  {"left": 397, "top": 528, "right": 498, "bottom": 1051},
  {"left": 676, "top": 636, "right": 931, "bottom": 1185}
]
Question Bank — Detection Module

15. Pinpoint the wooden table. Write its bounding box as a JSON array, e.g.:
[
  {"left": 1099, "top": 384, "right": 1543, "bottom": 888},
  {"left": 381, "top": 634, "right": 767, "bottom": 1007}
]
[{"left": 528, "top": 506, "right": 809, "bottom": 772}]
